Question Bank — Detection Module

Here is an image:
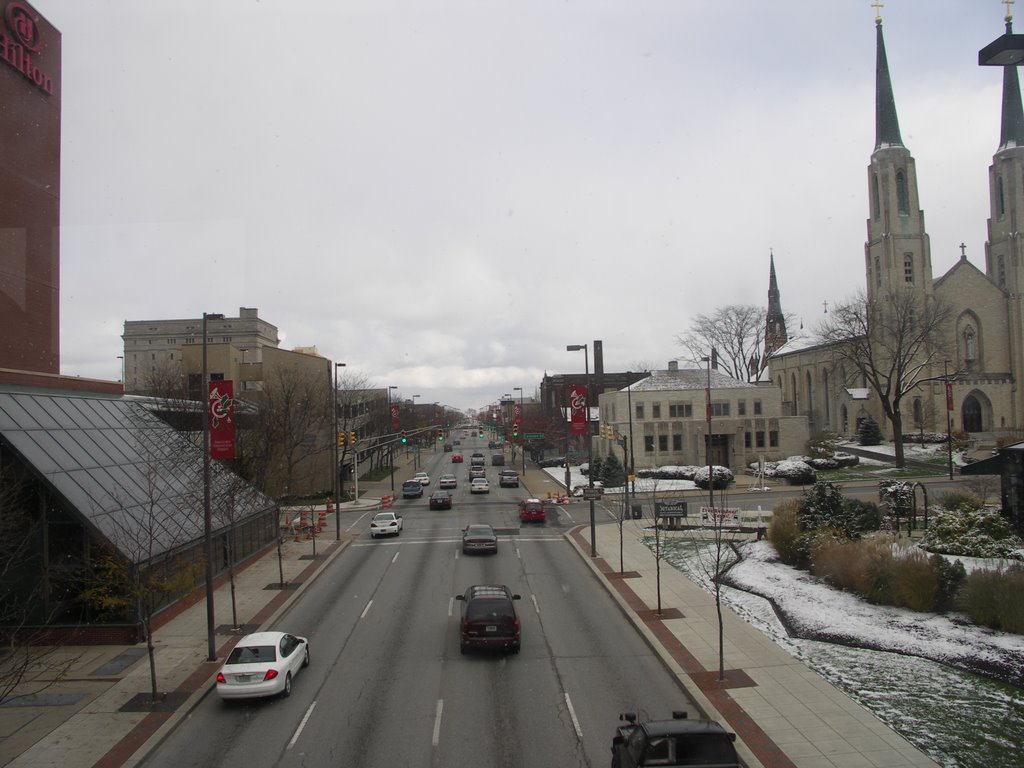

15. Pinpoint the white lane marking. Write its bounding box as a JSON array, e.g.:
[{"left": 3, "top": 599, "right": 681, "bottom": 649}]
[
  {"left": 392, "top": 550, "right": 400, "bottom": 564},
  {"left": 288, "top": 701, "right": 317, "bottom": 749},
  {"left": 531, "top": 594, "right": 540, "bottom": 614},
  {"left": 361, "top": 600, "right": 373, "bottom": 619},
  {"left": 564, "top": 693, "right": 583, "bottom": 740},
  {"left": 432, "top": 699, "right": 444, "bottom": 747},
  {"left": 515, "top": 546, "right": 522, "bottom": 559}
]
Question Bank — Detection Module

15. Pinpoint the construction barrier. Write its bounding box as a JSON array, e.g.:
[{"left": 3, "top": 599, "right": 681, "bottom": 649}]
[
  {"left": 300, "top": 509, "right": 310, "bottom": 539},
  {"left": 381, "top": 495, "right": 393, "bottom": 510},
  {"left": 317, "top": 508, "right": 327, "bottom": 532}
]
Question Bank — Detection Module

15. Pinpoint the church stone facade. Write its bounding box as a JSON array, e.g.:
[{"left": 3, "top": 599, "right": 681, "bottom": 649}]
[{"left": 768, "top": 17, "right": 1024, "bottom": 443}]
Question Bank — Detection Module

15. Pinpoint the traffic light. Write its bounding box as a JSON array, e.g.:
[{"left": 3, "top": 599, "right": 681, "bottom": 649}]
[
  {"left": 337, "top": 432, "right": 346, "bottom": 447},
  {"left": 512, "top": 424, "right": 519, "bottom": 438},
  {"left": 478, "top": 427, "right": 484, "bottom": 438},
  {"left": 349, "top": 431, "right": 357, "bottom": 444},
  {"left": 401, "top": 430, "right": 407, "bottom": 443},
  {"left": 436, "top": 428, "right": 444, "bottom": 441}
]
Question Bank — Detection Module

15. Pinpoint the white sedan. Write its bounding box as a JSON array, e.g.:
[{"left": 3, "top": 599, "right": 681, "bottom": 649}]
[
  {"left": 470, "top": 478, "right": 490, "bottom": 494},
  {"left": 438, "top": 473, "right": 458, "bottom": 489},
  {"left": 216, "top": 631, "right": 309, "bottom": 700},
  {"left": 413, "top": 471, "right": 431, "bottom": 485},
  {"left": 370, "top": 511, "right": 403, "bottom": 537}
]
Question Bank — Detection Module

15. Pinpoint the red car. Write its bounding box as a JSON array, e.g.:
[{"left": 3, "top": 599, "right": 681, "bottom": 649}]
[
  {"left": 518, "top": 498, "right": 546, "bottom": 523},
  {"left": 451, "top": 454, "right": 464, "bottom": 463}
]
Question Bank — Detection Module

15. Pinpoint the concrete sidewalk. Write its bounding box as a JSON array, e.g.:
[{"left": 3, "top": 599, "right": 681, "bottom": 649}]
[{"left": 0, "top": 454, "right": 940, "bottom": 768}]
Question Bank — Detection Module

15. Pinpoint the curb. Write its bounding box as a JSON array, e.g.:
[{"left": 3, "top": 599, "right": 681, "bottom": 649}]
[{"left": 116, "top": 537, "right": 354, "bottom": 768}]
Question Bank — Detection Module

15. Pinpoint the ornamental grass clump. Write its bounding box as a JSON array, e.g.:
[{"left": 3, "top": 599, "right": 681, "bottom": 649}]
[
  {"left": 767, "top": 499, "right": 809, "bottom": 568},
  {"left": 920, "top": 505, "right": 1023, "bottom": 559},
  {"left": 958, "top": 565, "right": 1024, "bottom": 634}
]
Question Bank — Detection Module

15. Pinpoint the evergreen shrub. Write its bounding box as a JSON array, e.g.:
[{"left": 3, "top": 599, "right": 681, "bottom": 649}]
[{"left": 857, "top": 417, "right": 884, "bottom": 446}]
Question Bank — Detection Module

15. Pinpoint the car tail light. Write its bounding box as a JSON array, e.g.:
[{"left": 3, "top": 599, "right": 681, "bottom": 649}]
[
  {"left": 263, "top": 669, "right": 279, "bottom": 681},
  {"left": 216, "top": 672, "right": 226, "bottom": 683}
]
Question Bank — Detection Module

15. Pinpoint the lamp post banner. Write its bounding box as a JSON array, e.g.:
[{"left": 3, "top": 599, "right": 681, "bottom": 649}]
[
  {"left": 208, "top": 380, "right": 236, "bottom": 460},
  {"left": 513, "top": 403, "right": 522, "bottom": 425},
  {"left": 391, "top": 403, "right": 401, "bottom": 430},
  {"left": 945, "top": 381, "right": 953, "bottom": 412},
  {"left": 569, "top": 385, "right": 587, "bottom": 435}
]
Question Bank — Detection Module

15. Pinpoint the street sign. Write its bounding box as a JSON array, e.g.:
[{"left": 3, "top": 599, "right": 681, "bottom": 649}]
[
  {"left": 524, "top": 432, "right": 545, "bottom": 439},
  {"left": 582, "top": 487, "right": 604, "bottom": 500}
]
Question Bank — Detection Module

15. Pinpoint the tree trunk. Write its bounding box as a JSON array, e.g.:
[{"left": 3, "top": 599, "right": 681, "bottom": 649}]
[{"left": 892, "top": 410, "right": 905, "bottom": 467}]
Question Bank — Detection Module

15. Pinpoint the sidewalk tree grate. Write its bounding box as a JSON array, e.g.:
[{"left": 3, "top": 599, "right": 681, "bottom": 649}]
[
  {"left": 118, "top": 691, "right": 190, "bottom": 713},
  {"left": 298, "top": 554, "right": 327, "bottom": 561},
  {"left": 263, "top": 581, "right": 302, "bottom": 590}
]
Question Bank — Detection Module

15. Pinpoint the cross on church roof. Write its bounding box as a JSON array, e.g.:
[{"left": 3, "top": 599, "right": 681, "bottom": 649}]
[
  {"left": 872, "top": 0, "right": 884, "bottom": 23},
  {"left": 960, "top": 242, "right": 968, "bottom": 260},
  {"left": 1005, "top": 0, "right": 1014, "bottom": 23}
]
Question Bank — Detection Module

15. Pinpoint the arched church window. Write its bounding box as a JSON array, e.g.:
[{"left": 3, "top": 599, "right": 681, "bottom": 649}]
[
  {"left": 805, "top": 370, "right": 813, "bottom": 414},
  {"left": 823, "top": 370, "right": 830, "bottom": 421},
  {"left": 903, "top": 254, "right": 914, "bottom": 284},
  {"left": 872, "top": 173, "right": 880, "bottom": 220},
  {"left": 841, "top": 404, "right": 849, "bottom": 433},
  {"left": 998, "top": 255, "right": 1006, "bottom": 288},
  {"left": 912, "top": 397, "right": 922, "bottom": 427},
  {"left": 964, "top": 327, "right": 976, "bottom": 361},
  {"left": 896, "top": 170, "right": 909, "bottom": 216},
  {"left": 998, "top": 175, "right": 1006, "bottom": 217},
  {"left": 874, "top": 255, "right": 882, "bottom": 288},
  {"left": 790, "top": 373, "right": 798, "bottom": 416}
]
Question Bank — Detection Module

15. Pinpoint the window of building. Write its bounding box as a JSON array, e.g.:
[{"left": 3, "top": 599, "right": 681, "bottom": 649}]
[
  {"left": 672, "top": 434, "right": 682, "bottom": 451},
  {"left": 737, "top": 400, "right": 746, "bottom": 416},
  {"left": 658, "top": 435, "right": 668, "bottom": 451},
  {"left": 998, "top": 175, "right": 1006, "bottom": 217},
  {"left": 896, "top": 170, "right": 909, "bottom": 216},
  {"left": 998, "top": 254, "right": 1006, "bottom": 287},
  {"left": 644, "top": 435, "right": 654, "bottom": 452},
  {"left": 769, "top": 431, "right": 779, "bottom": 447},
  {"left": 754, "top": 399, "right": 762, "bottom": 416},
  {"left": 756, "top": 431, "right": 765, "bottom": 448},
  {"left": 872, "top": 172, "right": 880, "bottom": 220},
  {"left": 710, "top": 403, "right": 730, "bottom": 417},
  {"left": 669, "top": 403, "right": 692, "bottom": 418},
  {"left": 874, "top": 254, "right": 882, "bottom": 288},
  {"left": 903, "top": 253, "right": 914, "bottom": 284},
  {"left": 167, "top": 337, "right": 176, "bottom": 344},
  {"left": 744, "top": 432, "right": 751, "bottom": 448},
  {"left": 636, "top": 403, "right": 644, "bottom": 420},
  {"left": 652, "top": 403, "right": 661, "bottom": 419}
]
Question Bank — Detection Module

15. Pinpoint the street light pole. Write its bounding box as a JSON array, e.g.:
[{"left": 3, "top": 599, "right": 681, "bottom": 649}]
[
  {"left": 944, "top": 360, "right": 954, "bottom": 481},
  {"left": 387, "top": 386, "right": 398, "bottom": 493},
  {"left": 567, "top": 343, "right": 595, "bottom": 557},
  {"left": 626, "top": 373, "right": 636, "bottom": 495},
  {"left": 202, "top": 311, "right": 224, "bottom": 662},
  {"left": 513, "top": 386, "right": 525, "bottom": 474},
  {"left": 703, "top": 356, "right": 713, "bottom": 510},
  {"left": 333, "top": 362, "right": 346, "bottom": 540}
]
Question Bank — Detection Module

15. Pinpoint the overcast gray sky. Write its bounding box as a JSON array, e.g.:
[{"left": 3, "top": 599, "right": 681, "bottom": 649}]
[{"left": 48, "top": 0, "right": 1006, "bottom": 411}]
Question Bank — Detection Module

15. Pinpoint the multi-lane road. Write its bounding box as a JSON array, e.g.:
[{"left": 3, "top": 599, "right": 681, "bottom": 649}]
[{"left": 142, "top": 437, "right": 696, "bottom": 768}]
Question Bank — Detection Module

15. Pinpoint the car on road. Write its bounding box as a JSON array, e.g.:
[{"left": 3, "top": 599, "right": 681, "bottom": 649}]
[
  {"left": 215, "top": 631, "right": 309, "bottom": 700},
  {"left": 518, "top": 498, "right": 546, "bottom": 523},
  {"left": 455, "top": 584, "right": 521, "bottom": 654},
  {"left": 370, "top": 511, "right": 403, "bottom": 538},
  {"left": 451, "top": 454, "right": 464, "bottom": 463},
  {"left": 438, "top": 473, "right": 457, "bottom": 489},
  {"left": 610, "top": 711, "right": 740, "bottom": 768},
  {"left": 468, "top": 465, "right": 486, "bottom": 480},
  {"left": 401, "top": 480, "right": 424, "bottom": 499},
  {"left": 498, "top": 469, "right": 519, "bottom": 488},
  {"left": 444, "top": 443, "right": 453, "bottom": 452},
  {"left": 462, "top": 523, "right": 497, "bottom": 555},
  {"left": 453, "top": 439, "right": 461, "bottom": 445},
  {"left": 470, "top": 477, "right": 490, "bottom": 494},
  {"left": 491, "top": 453, "right": 504, "bottom": 466},
  {"left": 413, "top": 471, "right": 430, "bottom": 485},
  {"left": 429, "top": 490, "right": 453, "bottom": 510}
]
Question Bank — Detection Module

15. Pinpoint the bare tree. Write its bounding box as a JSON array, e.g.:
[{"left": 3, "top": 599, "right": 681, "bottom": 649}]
[
  {"left": 818, "top": 289, "right": 954, "bottom": 467},
  {"left": 0, "top": 462, "right": 78, "bottom": 704},
  {"left": 676, "top": 304, "right": 792, "bottom": 381},
  {"left": 335, "top": 371, "right": 373, "bottom": 500},
  {"left": 80, "top": 417, "right": 204, "bottom": 704},
  {"left": 244, "top": 365, "right": 333, "bottom": 498}
]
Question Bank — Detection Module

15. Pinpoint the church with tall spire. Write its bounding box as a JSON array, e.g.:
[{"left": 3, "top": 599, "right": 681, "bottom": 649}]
[{"left": 766, "top": 9, "right": 1024, "bottom": 441}]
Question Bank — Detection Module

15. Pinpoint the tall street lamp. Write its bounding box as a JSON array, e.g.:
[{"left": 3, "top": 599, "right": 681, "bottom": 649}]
[
  {"left": 626, "top": 373, "right": 636, "bottom": 496},
  {"left": 202, "top": 311, "right": 224, "bottom": 662},
  {"left": 702, "top": 356, "right": 713, "bottom": 510},
  {"left": 513, "top": 386, "right": 525, "bottom": 474},
  {"left": 387, "top": 386, "right": 398, "bottom": 492},
  {"left": 566, "top": 343, "right": 596, "bottom": 557},
  {"left": 333, "top": 362, "right": 346, "bottom": 540}
]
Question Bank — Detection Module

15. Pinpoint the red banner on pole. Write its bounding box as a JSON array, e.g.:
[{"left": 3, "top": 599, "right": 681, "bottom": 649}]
[
  {"left": 391, "top": 403, "right": 401, "bottom": 430},
  {"left": 569, "top": 385, "right": 587, "bottom": 436},
  {"left": 945, "top": 381, "right": 954, "bottom": 412},
  {"left": 513, "top": 403, "right": 522, "bottom": 426},
  {"left": 208, "top": 380, "right": 236, "bottom": 460}
]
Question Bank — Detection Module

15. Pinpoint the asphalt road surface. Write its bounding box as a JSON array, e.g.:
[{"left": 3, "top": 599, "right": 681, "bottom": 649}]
[{"left": 142, "top": 444, "right": 696, "bottom": 768}]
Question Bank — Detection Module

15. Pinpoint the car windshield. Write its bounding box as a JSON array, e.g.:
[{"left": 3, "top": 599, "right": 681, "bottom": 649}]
[
  {"left": 226, "top": 644, "right": 276, "bottom": 664},
  {"left": 643, "top": 735, "right": 737, "bottom": 766}
]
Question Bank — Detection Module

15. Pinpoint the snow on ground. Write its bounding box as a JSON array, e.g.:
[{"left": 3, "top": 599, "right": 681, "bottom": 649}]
[{"left": 726, "top": 540, "right": 1024, "bottom": 685}]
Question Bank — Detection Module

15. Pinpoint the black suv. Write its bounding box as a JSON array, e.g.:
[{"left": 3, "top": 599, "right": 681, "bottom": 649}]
[
  {"left": 455, "top": 584, "right": 521, "bottom": 654},
  {"left": 611, "top": 711, "right": 739, "bottom": 768}
]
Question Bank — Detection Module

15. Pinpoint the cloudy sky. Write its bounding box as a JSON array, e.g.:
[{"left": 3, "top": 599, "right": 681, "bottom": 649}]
[{"left": 47, "top": 0, "right": 1008, "bottom": 411}]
